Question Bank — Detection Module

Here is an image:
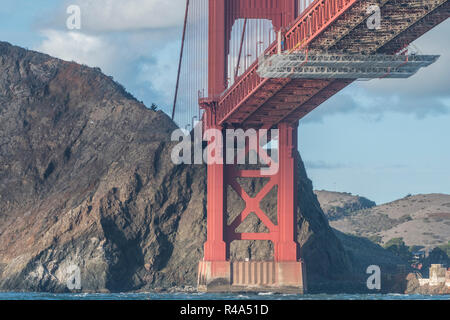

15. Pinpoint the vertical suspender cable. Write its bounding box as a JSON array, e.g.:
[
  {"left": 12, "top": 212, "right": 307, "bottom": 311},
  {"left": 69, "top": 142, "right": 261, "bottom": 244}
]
[
  {"left": 172, "top": 0, "right": 190, "bottom": 121},
  {"left": 234, "top": 19, "right": 247, "bottom": 80}
]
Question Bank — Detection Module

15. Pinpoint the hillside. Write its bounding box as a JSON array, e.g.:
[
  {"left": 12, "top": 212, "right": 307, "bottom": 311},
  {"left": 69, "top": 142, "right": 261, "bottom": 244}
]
[{"left": 316, "top": 192, "right": 450, "bottom": 248}]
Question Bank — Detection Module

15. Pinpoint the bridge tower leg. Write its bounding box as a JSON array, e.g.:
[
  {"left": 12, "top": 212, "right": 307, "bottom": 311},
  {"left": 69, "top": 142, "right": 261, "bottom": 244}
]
[
  {"left": 197, "top": 0, "right": 306, "bottom": 294},
  {"left": 198, "top": 119, "right": 306, "bottom": 293},
  {"left": 276, "top": 122, "right": 299, "bottom": 262}
]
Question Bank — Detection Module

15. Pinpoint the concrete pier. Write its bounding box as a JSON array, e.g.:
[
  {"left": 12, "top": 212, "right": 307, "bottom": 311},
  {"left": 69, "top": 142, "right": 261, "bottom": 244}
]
[{"left": 198, "top": 260, "right": 306, "bottom": 294}]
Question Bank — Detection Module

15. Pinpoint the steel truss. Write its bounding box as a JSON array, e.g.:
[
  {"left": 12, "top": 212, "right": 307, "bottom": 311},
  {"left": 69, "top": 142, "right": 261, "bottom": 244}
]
[{"left": 258, "top": 53, "right": 439, "bottom": 79}]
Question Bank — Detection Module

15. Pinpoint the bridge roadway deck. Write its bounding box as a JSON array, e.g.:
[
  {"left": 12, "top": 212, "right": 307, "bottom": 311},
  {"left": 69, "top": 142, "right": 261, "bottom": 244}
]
[{"left": 215, "top": 0, "right": 449, "bottom": 129}]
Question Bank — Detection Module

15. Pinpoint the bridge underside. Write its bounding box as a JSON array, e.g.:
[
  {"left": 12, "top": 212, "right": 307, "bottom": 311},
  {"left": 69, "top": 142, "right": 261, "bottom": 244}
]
[
  {"left": 218, "top": 0, "right": 449, "bottom": 129},
  {"left": 258, "top": 53, "right": 439, "bottom": 79}
]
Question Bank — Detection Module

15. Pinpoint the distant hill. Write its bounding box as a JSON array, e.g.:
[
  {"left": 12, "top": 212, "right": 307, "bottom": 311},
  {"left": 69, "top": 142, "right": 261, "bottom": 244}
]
[
  {"left": 316, "top": 192, "right": 450, "bottom": 249},
  {"left": 314, "top": 190, "right": 376, "bottom": 221}
]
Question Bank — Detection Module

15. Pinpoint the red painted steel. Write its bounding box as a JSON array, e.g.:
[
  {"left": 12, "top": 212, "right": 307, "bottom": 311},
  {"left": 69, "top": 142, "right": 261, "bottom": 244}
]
[
  {"left": 207, "top": 0, "right": 299, "bottom": 99},
  {"left": 203, "top": 123, "right": 227, "bottom": 261},
  {"left": 203, "top": 1, "right": 305, "bottom": 264},
  {"left": 215, "top": 0, "right": 359, "bottom": 127},
  {"left": 201, "top": 0, "right": 450, "bottom": 270},
  {"left": 203, "top": 122, "right": 299, "bottom": 262},
  {"left": 276, "top": 122, "right": 298, "bottom": 261},
  {"left": 212, "top": 0, "right": 450, "bottom": 128}
]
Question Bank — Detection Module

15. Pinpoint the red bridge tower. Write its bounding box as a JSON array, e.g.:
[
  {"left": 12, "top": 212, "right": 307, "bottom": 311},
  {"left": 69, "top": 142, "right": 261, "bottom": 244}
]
[{"left": 198, "top": 0, "right": 306, "bottom": 293}]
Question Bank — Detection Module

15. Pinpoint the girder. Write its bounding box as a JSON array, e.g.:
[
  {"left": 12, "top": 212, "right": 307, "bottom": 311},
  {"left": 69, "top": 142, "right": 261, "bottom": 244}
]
[
  {"left": 324, "top": 0, "right": 448, "bottom": 53},
  {"left": 212, "top": 0, "right": 449, "bottom": 127},
  {"left": 257, "top": 53, "right": 439, "bottom": 79}
]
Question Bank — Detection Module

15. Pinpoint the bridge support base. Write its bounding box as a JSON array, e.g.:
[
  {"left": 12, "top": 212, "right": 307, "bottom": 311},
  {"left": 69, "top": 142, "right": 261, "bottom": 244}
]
[{"left": 198, "top": 260, "right": 306, "bottom": 294}]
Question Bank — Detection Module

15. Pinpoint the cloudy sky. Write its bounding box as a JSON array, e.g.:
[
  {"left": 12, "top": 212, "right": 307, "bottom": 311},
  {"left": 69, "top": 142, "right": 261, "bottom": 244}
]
[{"left": 1, "top": 0, "right": 449, "bottom": 204}]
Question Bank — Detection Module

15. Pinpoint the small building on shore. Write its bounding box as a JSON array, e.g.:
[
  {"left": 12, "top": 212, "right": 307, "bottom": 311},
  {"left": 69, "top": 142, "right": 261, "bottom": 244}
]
[{"left": 418, "top": 264, "right": 449, "bottom": 287}]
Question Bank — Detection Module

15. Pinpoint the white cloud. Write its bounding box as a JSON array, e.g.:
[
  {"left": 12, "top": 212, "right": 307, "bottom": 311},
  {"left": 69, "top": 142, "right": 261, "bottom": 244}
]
[
  {"left": 35, "top": 28, "right": 180, "bottom": 112},
  {"left": 34, "top": 0, "right": 187, "bottom": 107},
  {"left": 136, "top": 41, "right": 179, "bottom": 105},
  {"left": 37, "top": 30, "right": 118, "bottom": 73}
]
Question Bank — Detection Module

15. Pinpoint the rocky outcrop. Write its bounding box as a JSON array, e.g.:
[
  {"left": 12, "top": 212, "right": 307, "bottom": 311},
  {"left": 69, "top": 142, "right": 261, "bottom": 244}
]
[{"left": 0, "top": 41, "right": 396, "bottom": 293}]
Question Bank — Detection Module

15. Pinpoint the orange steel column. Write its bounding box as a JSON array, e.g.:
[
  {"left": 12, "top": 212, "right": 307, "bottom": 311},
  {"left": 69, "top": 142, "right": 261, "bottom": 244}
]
[
  {"left": 275, "top": 122, "right": 299, "bottom": 261},
  {"left": 208, "top": 0, "right": 227, "bottom": 98},
  {"left": 203, "top": 124, "right": 227, "bottom": 261},
  {"left": 203, "top": 0, "right": 227, "bottom": 262},
  {"left": 203, "top": 0, "right": 302, "bottom": 262},
  {"left": 199, "top": 0, "right": 305, "bottom": 293}
]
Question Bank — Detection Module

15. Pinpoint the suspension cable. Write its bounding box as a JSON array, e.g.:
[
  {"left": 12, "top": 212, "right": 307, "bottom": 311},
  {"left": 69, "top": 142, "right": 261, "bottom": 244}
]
[
  {"left": 235, "top": 19, "right": 248, "bottom": 80},
  {"left": 172, "top": 0, "right": 190, "bottom": 120}
]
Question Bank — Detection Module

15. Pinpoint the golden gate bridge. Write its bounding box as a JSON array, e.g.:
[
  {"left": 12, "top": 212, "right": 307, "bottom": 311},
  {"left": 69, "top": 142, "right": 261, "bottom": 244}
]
[{"left": 171, "top": 0, "right": 449, "bottom": 293}]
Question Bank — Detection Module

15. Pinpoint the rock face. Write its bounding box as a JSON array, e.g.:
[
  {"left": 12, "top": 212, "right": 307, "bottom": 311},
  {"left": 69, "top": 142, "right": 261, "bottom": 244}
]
[
  {"left": 314, "top": 190, "right": 376, "bottom": 221},
  {"left": 0, "top": 41, "right": 389, "bottom": 293}
]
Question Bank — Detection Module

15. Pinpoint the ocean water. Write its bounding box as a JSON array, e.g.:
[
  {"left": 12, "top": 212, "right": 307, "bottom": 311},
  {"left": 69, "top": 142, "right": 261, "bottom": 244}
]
[{"left": 0, "top": 292, "right": 449, "bottom": 300}]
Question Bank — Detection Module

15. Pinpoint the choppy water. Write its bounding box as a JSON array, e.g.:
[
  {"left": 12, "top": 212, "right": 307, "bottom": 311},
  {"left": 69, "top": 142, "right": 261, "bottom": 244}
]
[{"left": 0, "top": 292, "right": 449, "bottom": 300}]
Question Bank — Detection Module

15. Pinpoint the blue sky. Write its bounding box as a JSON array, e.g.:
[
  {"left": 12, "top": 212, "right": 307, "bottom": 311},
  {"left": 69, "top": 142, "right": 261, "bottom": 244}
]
[{"left": 1, "top": 0, "right": 449, "bottom": 204}]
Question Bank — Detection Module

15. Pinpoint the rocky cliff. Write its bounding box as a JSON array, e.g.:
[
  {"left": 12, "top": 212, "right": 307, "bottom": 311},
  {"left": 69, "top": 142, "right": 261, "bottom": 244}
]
[{"left": 0, "top": 41, "right": 395, "bottom": 293}]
